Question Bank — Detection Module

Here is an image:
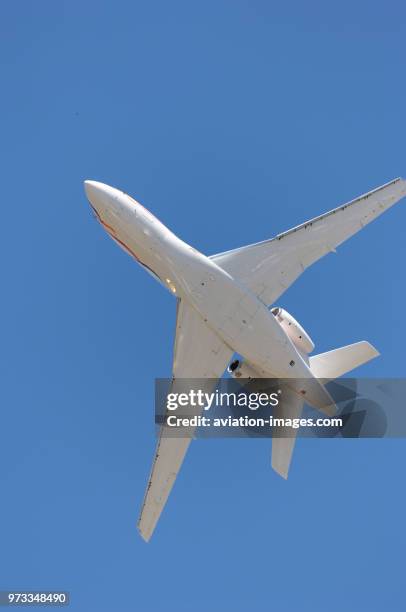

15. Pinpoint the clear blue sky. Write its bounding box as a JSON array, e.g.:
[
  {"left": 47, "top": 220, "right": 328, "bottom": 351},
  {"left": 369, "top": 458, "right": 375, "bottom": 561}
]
[{"left": 1, "top": 1, "right": 406, "bottom": 610}]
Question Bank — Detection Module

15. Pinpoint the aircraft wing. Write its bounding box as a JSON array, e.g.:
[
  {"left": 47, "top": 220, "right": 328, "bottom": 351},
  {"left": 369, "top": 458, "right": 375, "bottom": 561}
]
[
  {"left": 271, "top": 387, "right": 304, "bottom": 479},
  {"left": 210, "top": 178, "right": 406, "bottom": 306},
  {"left": 137, "top": 299, "right": 233, "bottom": 541}
]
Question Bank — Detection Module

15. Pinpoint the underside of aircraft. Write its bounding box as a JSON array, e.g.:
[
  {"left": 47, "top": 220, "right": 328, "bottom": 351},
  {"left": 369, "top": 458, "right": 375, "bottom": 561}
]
[{"left": 84, "top": 176, "right": 406, "bottom": 542}]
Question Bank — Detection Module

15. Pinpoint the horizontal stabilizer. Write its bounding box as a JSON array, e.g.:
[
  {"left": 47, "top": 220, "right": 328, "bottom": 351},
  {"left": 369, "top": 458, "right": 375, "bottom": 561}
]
[
  {"left": 309, "top": 341, "right": 379, "bottom": 380},
  {"left": 271, "top": 388, "right": 303, "bottom": 479}
]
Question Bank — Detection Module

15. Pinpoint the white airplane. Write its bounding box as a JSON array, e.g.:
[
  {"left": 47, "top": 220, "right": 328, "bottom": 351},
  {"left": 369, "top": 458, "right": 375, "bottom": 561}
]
[{"left": 84, "top": 177, "right": 406, "bottom": 541}]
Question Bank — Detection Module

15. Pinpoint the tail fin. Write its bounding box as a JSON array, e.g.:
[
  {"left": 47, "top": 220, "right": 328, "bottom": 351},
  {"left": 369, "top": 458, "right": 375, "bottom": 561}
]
[{"left": 309, "top": 341, "right": 379, "bottom": 381}]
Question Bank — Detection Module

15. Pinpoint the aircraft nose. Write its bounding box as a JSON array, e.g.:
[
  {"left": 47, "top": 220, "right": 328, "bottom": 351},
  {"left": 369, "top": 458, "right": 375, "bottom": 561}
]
[
  {"left": 84, "top": 179, "right": 99, "bottom": 200},
  {"left": 84, "top": 180, "right": 108, "bottom": 206},
  {"left": 84, "top": 180, "right": 122, "bottom": 216}
]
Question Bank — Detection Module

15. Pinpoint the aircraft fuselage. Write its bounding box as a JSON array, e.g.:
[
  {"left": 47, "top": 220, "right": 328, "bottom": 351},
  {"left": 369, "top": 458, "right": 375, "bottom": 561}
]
[{"left": 85, "top": 181, "right": 316, "bottom": 381}]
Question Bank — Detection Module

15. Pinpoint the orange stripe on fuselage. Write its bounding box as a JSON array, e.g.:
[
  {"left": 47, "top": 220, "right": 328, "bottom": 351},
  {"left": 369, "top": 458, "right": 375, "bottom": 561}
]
[
  {"left": 90, "top": 205, "right": 159, "bottom": 277},
  {"left": 99, "top": 218, "right": 118, "bottom": 236}
]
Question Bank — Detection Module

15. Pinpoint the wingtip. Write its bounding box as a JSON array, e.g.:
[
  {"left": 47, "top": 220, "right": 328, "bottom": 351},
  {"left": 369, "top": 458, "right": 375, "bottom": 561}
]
[
  {"left": 363, "top": 341, "right": 380, "bottom": 358},
  {"left": 396, "top": 176, "right": 406, "bottom": 193},
  {"left": 137, "top": 525, "right": 151, "bottom": 543},
  {"left": 271, "top": 461, "right": 290, "bottom": 480}
]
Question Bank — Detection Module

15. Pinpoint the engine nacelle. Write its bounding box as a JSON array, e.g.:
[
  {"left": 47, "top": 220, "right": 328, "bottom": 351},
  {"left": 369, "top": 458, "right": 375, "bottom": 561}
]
[{"left": 271, "top": 307, "right": 315, "bottom": 354}]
